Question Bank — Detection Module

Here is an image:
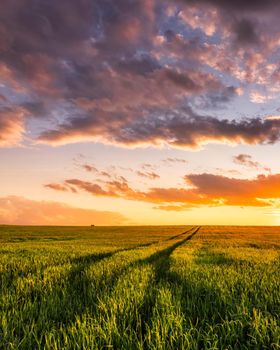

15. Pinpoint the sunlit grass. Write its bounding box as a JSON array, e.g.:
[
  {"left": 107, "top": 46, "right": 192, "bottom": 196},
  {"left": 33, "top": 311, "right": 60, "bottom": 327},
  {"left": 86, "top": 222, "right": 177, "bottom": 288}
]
[{"left": 0, "top": 225, "right": 279, "bottom": 349}]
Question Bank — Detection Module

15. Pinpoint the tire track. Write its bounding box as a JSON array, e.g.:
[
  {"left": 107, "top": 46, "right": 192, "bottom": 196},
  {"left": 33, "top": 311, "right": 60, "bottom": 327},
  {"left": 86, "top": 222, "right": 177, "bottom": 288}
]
[
  {"left": 167, "top": 226, "right": 197, "bottom": 241},
  {"left": 101, "top": 226, "right": 201, "bottom": 296}
]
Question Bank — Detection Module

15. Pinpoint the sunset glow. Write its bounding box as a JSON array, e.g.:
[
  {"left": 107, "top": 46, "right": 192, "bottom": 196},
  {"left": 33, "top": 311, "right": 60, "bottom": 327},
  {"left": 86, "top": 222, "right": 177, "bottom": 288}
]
[{"left": 1, "top": 0, "right": 280, "bottom": 225}]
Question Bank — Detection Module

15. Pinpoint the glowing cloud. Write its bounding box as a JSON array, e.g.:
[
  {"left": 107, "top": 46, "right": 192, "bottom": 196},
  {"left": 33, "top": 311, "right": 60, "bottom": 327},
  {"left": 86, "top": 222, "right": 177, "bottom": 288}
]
[
  {"left": 1, "top": 0, "right": 280, "bottom": 149},
  {"left": 45, "top": 172, "right": 280, "bottom": 209},
  {"left": 0, "top": 196, "right": 127, "bottom": 225}
]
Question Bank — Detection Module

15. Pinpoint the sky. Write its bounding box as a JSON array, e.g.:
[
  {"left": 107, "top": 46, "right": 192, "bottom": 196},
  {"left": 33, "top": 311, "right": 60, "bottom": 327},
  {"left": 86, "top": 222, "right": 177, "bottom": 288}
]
[{"left": 1, "top": 0, "right": 280, "bottom": 226}]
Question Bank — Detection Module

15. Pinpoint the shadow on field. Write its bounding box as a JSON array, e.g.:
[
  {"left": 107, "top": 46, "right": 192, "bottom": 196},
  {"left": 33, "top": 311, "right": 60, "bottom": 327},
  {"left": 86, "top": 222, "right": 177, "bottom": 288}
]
[
  {"left": 99, "top": 226, "right": 251, "bottom": 349},
  {"left": 4, "top": 227, "right": 278, "bottom": 349},
  {"left": 29, "top": 228, "right": 199, "bottom": 329},
  {"left": 94, "top": 226, "right": 200, "bottom": 295},
  {"left": 87, "top": 226, "right": 202, "bottom": 346},
  {"left": 37, "top": 239, "right": 165, "bottom": 326},
  {"left": 132, "top": 228, "right": 256, "bottom": 349},
  {"left": 8, "top": 226, "right": 213, "bottom": 348},
  {"left": 23, "top": 231, "right": 189, "bottom": 330},
  {"left": 131, "top": 227, "right": 201, "bottom": 343}
]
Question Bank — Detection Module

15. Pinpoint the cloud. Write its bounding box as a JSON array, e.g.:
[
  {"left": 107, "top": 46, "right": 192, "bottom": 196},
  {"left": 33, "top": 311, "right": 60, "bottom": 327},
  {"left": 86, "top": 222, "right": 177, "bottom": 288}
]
[
  {"left": 265, "top": 115, "right": 280, "bottom": 121},
  {"left": 162, "top": 157, "right": 188, "bottom": 165},
  {"left": 250, "top": 91, "right": 273, "bottom": 104},
  {"left": 0, "top": 107, "right": 27, "bottom": 146},
  {"left": 178, "top": 5, "right": 218, "bottom": 36},
  {"left": 80, "top": 163, "right": 112, "bottom": 178},
  {"left": 76, "top": 162, "right": 127, "bottom": 181},
  {"left": 234, "top": 19, "right": 258, "bottom": 44},
  {"left": 37, "top": 107, "right": 280, "bottom": 149},
  {"left": 136, "top": 171, "right": 160, "bottom": 180},
  {"left": 233, "top": 154, "right": 271, "bottom": 172},
  {"left": 189, "top": 0, "right": 279, "bottom": 12},
  {"left": 177, "top": 0, "right": 280, "bottom": 86},
  {"left": 81, "top": 164, "right": 98, "bottom": 173},
  {"left": 44, "top": 183, "right": 69, "bottom": 192},
  {"left": 152, "top": 204, "right": 193, "bottom": 211},
  {"left": 1, "top": 0, "right": 280, "bottom": 149},
  {"left": 184, "top": 173, "right": 280, "bottom": 206},
  {"left": 0, "top": 196, "right": 127, "bottom": 225},
  {"left": 141, "top": 163, "right": 158, "bottom": 171},
  {"left": 65, "top": 179, "right": 112, "bottom": 196},
  {"left": 45, "top": 172, "right": 280, "bottom": 209},
  {"left": 99, "top": 171, "right": 112, "bottom": 178}
]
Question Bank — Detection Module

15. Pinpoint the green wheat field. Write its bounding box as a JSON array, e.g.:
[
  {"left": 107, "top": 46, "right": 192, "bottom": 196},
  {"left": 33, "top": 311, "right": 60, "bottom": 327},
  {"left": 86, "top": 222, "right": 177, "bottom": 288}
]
[{"left": 0, "top": 225, "right": 279, "bottom": 349}]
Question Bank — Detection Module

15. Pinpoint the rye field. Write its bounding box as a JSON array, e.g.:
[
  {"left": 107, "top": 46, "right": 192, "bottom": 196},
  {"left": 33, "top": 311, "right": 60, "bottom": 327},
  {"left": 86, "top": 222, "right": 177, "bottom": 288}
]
[{"left": 0, "top": 225, "right": 279, "bottom": 349}]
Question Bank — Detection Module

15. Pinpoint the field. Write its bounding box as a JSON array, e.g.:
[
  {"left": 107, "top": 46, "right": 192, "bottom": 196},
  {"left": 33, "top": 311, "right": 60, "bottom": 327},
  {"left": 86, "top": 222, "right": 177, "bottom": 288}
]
[{"left": 0, "top": 225, "right": 280, "bottom": 349}]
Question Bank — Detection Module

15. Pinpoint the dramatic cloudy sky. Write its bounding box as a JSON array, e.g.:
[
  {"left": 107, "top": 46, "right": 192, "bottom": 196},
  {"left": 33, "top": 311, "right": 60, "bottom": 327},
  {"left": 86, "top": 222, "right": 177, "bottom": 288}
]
[{"left": 1, "top": 0, "right": 280, "bottom": 225}]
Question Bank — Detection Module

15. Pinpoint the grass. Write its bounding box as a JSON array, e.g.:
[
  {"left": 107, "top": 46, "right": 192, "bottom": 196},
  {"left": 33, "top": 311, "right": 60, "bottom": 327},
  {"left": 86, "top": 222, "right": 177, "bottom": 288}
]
[{"left": 0, "top": 225, "right": 279, "bottom": 349}]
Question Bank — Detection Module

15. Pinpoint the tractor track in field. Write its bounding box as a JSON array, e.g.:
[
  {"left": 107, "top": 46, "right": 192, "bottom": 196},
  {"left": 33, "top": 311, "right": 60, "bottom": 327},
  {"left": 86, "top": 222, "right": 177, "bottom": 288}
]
[
  {"left": 70, "top": 226, "right": 198, "bottom": 266},
  {"left": 123, "top": 225, "right": 201, "bottom": 347},
  {"left": 25, "top": 226, "right": 201, "bottom": 335},
  {"left": 100, "top": 226, "right": 201, "bottom": 293},
  {"left": 70, "top": 226, "right": 200, "bottom": 266},
  {"left": 167, "top": 226, "right": 198, "bottom": 241}
]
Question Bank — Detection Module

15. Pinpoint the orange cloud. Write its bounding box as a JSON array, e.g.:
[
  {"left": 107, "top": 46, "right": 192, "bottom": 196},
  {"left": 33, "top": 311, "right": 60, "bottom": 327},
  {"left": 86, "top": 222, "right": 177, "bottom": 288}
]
[
  {"left": 45, "top": 172, "right": 280, "bottom": 210},
  {"left": 0, "top": 107, "right": 26, "bottom": 146},
  {"left": 0, "top": 196, "right": 126, "bottom": 225},
  {"left": 184, "top": 173, "right": 280, "bottom": 206}
]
